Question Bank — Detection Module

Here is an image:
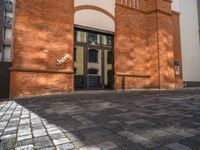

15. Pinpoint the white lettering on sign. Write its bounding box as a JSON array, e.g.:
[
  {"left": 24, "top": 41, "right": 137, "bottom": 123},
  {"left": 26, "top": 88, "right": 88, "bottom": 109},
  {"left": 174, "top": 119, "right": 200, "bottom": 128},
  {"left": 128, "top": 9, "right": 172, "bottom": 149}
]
[{"left": 57, "top": 54, "right": 71, "bottom": 66}]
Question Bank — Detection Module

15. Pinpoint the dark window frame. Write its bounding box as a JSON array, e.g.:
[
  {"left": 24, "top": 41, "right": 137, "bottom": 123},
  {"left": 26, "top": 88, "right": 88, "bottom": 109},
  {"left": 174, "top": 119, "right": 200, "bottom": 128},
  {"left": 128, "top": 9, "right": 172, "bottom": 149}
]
[{"left": 89, "top": 49, "right": 98, "bottom": 63}]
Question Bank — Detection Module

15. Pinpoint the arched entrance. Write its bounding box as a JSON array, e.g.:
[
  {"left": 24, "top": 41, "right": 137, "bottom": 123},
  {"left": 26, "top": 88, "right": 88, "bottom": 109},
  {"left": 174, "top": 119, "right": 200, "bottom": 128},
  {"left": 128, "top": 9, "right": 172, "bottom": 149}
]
[
  {"left": 74, "top": 5, "right": 115, "bottom": 90},
  {"left": 74, "top": 27, "right": 114, "bottom": 90}
]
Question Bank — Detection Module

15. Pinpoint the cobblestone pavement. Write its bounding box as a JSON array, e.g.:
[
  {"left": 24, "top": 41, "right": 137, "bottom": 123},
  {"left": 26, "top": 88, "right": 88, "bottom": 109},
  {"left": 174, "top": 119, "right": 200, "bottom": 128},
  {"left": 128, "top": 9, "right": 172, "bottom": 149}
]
[{"left": 1, "top": 89, "right": 200, "bottom": 150}]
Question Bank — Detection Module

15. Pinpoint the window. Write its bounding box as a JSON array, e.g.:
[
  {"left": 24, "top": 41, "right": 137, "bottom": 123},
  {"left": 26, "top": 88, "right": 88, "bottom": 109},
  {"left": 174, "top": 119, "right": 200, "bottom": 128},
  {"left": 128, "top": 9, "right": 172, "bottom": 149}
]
[
  {"left": 74, "top": 48, "right": 77, "bottom": 62},
  {"left": 88, "top": 33, "right": 100, "bottom": 45},
  {"left": 102, "top": 35, "right": 113, "bottom": 46},
  {"left": 107, "top": 51, "right": 113, "bottom": 64},
  {"left": 75, "top": 30, "right": 86, "bottom": 43},
  {"left": 1, "top": 0, "right": 14, "bottom": 62},
  {"left": 88, "top": 69, "right": 98, "bottom": 74},
  {"left": 89, "top": 49, "right": 98, "bottom": 63}
]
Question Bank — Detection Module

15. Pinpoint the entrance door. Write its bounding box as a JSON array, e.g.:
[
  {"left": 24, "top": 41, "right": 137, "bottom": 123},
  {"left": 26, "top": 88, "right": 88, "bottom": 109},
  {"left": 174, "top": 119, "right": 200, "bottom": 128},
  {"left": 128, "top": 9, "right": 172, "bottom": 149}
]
[
  {"left": 74, "top": 27, "right": 114, "bottom": 90},
  {"left": 87, "top": 48, "right": 102, "bottom": 89}
]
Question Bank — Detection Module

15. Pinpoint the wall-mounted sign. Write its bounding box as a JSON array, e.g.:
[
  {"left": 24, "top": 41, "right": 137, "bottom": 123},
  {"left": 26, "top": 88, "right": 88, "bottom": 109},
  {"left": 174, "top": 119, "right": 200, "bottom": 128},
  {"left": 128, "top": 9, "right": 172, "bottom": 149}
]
[
  {"left": 175, "top": 60, "right": 180, "bottom": 75},
  {"left": 56, "top": 54, "right": 71, "bottom": 66}
]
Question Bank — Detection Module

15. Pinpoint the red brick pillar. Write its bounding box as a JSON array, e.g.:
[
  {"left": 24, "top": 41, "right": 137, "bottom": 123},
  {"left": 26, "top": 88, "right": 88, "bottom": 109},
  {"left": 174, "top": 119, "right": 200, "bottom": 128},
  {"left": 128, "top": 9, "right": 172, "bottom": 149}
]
[
  {"left": 115, "top": 0, "right": 179, "bottom": 90},
  {"left": 155, "top": 0, "right": 176, "bottom": 89},
  {"left": 9, "top": 0, "right": 74, "bottom": 98}
]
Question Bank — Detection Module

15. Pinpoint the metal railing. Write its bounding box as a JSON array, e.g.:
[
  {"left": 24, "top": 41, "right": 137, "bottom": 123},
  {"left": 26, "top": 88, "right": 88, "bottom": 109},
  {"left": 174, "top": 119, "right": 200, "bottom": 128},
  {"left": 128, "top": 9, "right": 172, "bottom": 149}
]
[{"left": 117, "top": 73, "right": 150, "bottom": 91}]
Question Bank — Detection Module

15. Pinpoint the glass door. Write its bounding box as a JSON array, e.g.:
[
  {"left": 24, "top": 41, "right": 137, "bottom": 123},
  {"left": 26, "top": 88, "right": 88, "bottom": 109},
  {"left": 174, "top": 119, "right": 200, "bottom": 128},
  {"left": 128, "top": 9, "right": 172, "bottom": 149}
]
[
  {"left": 87, "top": 48, "right": 102, "bottom": 89},
  {"left": 74, "top": 46, "right": 85, "bottom": 89},
  {"left": 74, "top": 28, "right": 114, "bottom": 90}
]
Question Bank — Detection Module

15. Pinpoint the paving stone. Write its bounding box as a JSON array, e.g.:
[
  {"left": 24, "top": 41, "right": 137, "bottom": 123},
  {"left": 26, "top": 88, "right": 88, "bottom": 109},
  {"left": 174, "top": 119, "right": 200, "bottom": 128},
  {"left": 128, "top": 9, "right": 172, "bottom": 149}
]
[
  {"left": 18, "top": 129, "right": 31, "bottom": 137},
  {"left": 18, "top": 135, "right": 32, "bottom": 141},
  {"left": 15, "top": 139, "right": 33, "bottom": 148},
  {"left": 48, "top": 129, "right": 63, "bottom": 135},
  {"left": 33, "top": 129, "right": 47, "bottom": 137},
  {"left": 15, "top": 144, "right": 34, "bottom": 150},
  {"left": 122, "top": 142, "right": 147, "bottom": 150},
  {"left": 34, "top": 136, "right": 53, "bottom": 149},
  {"left": 98, "top": 141, "right": 117, "bottom": 150},
  {"left": 53, "top": 138, "right": 70, "bottom": 145},
  {"left": 0, "top": 136, "right": 17, "bottom": 149},
  {"left": 166, "top": 143, "right": 192, "bottom": 150},
  {"left": 2, "top": 90, "right": 200, "bottom": 149},
  {"left": 49, "top": 133, "right": 66, "bottom": 140},
  {"left": 56, "top": 143, "right": 74, "bottom": 150},
  {"left": 79, "top": 146, "right": 101, "bottom": 150},
  {"left": 40, "top": 147, "right": 56, "bottom": 150},
  {"left": 175, "top": 131, "right": 195, "bottom": 138}
]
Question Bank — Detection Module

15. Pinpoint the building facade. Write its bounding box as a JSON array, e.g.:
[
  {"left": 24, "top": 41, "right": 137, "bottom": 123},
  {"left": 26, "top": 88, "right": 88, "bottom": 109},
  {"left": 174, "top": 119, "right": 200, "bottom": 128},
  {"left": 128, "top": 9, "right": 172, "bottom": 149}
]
[{"left": 0, "top": 0, "right": 199, "bottom": 98}]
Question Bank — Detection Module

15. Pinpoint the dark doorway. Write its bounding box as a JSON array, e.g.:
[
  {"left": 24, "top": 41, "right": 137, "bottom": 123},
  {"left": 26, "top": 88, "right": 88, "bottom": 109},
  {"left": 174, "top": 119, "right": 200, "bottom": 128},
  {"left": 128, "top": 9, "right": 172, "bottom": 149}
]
[
  {"left": 74, "top": 26, "right": 114, "bottom": 90},
  {"left": 0, "top": 62, "right": 12, "bottom": 99}
]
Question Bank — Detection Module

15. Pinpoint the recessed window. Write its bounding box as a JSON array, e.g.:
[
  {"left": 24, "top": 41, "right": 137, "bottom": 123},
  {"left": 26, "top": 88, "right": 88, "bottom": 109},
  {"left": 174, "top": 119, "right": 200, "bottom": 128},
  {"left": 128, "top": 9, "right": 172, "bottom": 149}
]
[
  {"left": 102, "top": 35, "right": 113, "bottom": 46},
  {"left": 75, "top": 30, "right": 86, "bottom": 43},
  {"left": 107, "top": 51, "right": 113, "bottom": 64},
  {"left": 89, "top": 49, "right": 98, "bottom": 63},
  {"left": 88, "top": 33, "right": 100, "bottom": 45},
  {"left": 88, "top": 69, "right": 98, "bottom": 75},
  {"left": 74, "top": 48, "right": 77, "bottom": 62}
]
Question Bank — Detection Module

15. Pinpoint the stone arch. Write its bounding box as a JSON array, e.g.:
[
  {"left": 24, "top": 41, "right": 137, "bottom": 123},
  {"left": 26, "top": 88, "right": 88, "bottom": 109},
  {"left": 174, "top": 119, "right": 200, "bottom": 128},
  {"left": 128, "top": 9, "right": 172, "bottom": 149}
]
[{"left": 74, "top": 5, "right": 115, "bottom": 22}]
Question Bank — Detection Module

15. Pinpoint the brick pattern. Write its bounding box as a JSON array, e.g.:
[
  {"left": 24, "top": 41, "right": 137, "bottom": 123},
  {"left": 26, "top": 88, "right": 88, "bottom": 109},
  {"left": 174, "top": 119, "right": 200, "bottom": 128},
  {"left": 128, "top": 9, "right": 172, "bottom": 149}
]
[
  {"left": 115, "top": 0, "right": 181, "bottom": 90},
  {"left": 9, "top": 0, "right": 183, "bottom": 97},
  {"left": 9, "top": 0, "right": 74, "bottom": 98}
]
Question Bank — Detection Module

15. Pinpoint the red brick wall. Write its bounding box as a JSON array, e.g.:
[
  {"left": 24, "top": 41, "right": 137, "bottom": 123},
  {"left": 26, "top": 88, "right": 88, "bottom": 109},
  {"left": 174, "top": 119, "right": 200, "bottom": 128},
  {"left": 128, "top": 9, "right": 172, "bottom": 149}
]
[
  {"left": 115, "top": 0, "right": 181, "bottom": 90},
  {"left": 115, "top": 4, "right": 155, "bottom": 89},
  {"left": 10, "top": 0, "right": 182, "bottom": 97},
  {"left": 10, "top": 0, "right": 74, "bottom": 98}
]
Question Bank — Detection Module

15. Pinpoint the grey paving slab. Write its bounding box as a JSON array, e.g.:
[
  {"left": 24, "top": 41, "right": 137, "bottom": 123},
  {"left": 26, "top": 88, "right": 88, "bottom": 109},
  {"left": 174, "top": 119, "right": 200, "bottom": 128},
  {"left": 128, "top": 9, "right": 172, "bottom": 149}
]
[
  {"left": 1, "top": 89, "right": 200, "bottom": 149},
  {"left": 166, "top": 143, "right": 191, "bottom": 150}
]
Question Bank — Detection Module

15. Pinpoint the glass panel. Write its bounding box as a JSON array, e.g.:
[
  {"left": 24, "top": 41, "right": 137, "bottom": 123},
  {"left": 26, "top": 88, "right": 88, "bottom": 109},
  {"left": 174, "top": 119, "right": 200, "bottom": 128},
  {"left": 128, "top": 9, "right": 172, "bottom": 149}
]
[
  {"left": 87, "top": 49, "right": 102, "bottom": 88},
  {"left": 104, "top": 50, "right": 113, "bottom": 88},
  {"left": 102, "top": 35, "right": 113, "bottom": 46},
  {"left": 107, "top": 51, "right": 113, "bottom": 64},
  {"left": 88, "top": 33, "right": 100, "bottom": 45},
  {"left": 89, "top": 49, "right": 98, "bottom": 63},
  {"left": 75, "top": 30, "right": 86, "bottom": 43},
  {"left": 88, "top": 69, "right": 98, "bottom": 75},
  {"left": 74, "top": 46, "right": 85, "bottom": 89},
  {"left": 4, "top": 46, "right": 12, "bottom": 62},
  {"left": 5, "top": 28, "right": 12, "bottom": 39}
]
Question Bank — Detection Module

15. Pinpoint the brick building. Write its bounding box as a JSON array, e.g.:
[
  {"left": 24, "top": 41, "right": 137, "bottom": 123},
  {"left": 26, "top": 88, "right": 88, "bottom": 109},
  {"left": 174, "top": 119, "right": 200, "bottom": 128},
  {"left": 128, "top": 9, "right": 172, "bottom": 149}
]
[{"left": 0, "top": 0, "right": 199, "bottom": 98}]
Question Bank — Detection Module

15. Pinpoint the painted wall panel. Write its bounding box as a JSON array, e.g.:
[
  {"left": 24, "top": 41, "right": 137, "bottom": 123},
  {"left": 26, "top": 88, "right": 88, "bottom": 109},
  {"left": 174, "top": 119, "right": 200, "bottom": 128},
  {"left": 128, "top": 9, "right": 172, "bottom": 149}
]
[
  {"left": 75, "top": 10, "right": 115, "bottom": 32},
  {"left": 74, "top": 0, "right": 115, "bottom": 32},
  {"left": 179, "top": 0, "right": 200, "bottom": 81},
  {"left": 75, "top": 0, "right": 115, "bottom": 15},
  {"left": 172, "top": 0, "right": 180, "bottom": 12}
]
